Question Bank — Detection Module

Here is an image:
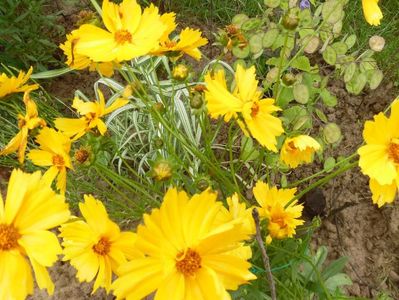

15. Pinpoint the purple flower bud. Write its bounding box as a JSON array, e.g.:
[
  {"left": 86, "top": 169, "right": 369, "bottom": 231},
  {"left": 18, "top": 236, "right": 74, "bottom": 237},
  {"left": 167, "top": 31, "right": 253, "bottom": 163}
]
[{"left": 299, "top": 0, "right": 310, "bottom": 10}]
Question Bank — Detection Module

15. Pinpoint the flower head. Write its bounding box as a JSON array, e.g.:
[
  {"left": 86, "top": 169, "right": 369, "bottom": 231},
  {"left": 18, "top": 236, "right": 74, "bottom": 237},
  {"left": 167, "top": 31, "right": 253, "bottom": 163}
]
[
  {"left": 55, "top": 90, "right": 128, "bottom": 140},
  {"left": 60, "top": 195, "right": 140, "bottom": 293},
  {"left": 253, "top": 181, "right": 304, "bottom": 244},
  {"left": 73, "top": 0, "right": 166, "bottom": 62},
  {"left": 280, "top": 135, "right": 320, "bottom": 168},
  {"left": 0, "top": 91, "right": 46, "bottom": 163},
  {"left": 27, "top": 128, "right": 72, "bottom": 194},
  {"left": 0, "top": 67, "right": 38, "bottom": 99},
  {"left": 112, "top": 188, "right": 256, "bottom": 300},
  {"left": 0, "top": 169, "right": 70, "bottom": 299},
  {"left": 60, "top": 30, "right": 115, "bottom": 77},
  {"left": 362, "top": 0, "right": 383, "bottom": 26},
  {"left": 358, "top": 99, "right": 399, "bottom": 206},
  {"left": 205, "top": 65, "right": 284, "bottom": 151}
]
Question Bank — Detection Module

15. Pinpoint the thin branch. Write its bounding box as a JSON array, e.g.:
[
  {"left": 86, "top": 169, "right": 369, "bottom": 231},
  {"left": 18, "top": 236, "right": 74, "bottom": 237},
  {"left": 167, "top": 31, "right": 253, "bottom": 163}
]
[{"left": 252, "top": 208, "right": 277, "bottom": 300}]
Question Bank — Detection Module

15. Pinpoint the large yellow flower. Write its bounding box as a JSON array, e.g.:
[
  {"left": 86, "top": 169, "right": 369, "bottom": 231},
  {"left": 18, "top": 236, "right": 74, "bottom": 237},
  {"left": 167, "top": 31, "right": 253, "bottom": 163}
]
[
  {"left": 362, "top": 0, "right": 383, "bottom": 26},
  {"left": 0, "top": 67, "right": 38, "bottom": 99},
  {"left": 60, "top": 195, "right": 140, "bottom": 293},
  {"left": 73, "top": 0, "right": 166, "bottom": 62},
  {"left": 0, "top": 91, "right": 46, "bottom": 163},
  {"left": 205, "top": 65, "right": 284, "bottom": 151},
  {"left": 358, "top": 99, "right": 399, "bottom": 206},
  {"left": 152, "top": 28, "right": 208, "bottom": 61},
  {"left": 280, "top": 135, "right": 320, "bottom": 168},
  {"left": 27, "top": 128, "right": 72, "bottom": 194},
  {"left": 253, "top": 181, "right": 304, "bottom": 244},
  {"left": 60, "top": 30, "right": 115, "bottom": 77},
  {"left": 0, "top": 169, "right": 70, "bottom": 300},
  {"left": 55, "top": 90, "right": 128, "bottom": 140},
  {"left": 112, "top": 188, "right": 256, "bottom": 300}
]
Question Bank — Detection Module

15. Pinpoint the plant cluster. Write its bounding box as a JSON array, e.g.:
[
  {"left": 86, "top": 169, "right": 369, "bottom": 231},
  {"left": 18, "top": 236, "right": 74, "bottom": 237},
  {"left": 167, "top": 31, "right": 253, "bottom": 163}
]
[{"left": 0, "top": 0, "right": 396, "bottom": 299}]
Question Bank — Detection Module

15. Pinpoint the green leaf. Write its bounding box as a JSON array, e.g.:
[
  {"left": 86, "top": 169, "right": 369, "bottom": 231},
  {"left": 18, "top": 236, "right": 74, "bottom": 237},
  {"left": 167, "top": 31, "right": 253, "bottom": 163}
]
[
  {"left": 322, "top": 257, "right": 349, "bottom": 280},
  {"left": 241, "top": 18, "right": 262, "bottom": 31},
  {"left": 291, "top": 56, "right": 311, "bottom": 72},
  {"left": 232, "top": 14, "right": 249, "bottom": 27},
  {"left": 264, "top": 0, "right": 280, "bottom": 8},
  {"left": 346, "top": 72, "right": 367, "bottom": 95},
  {"left": 322, "top": 0, "right": 343, "bottom": 24},
  {"left": 293, "top": 84, "right": 310, "bottom": 104},
  {"left": 240, "top": 136, "right": 260, "bottom": 161},
  {"left": 323, "top": 156, "right": 336, "bottom": 172},
  {"left": 262, "top": 28, "right": 279, "bottom": 48},
  {"left": 320, "top": 89, "right": 337, "bottom": 107},
  {"left": 368, "top": 69, "right": 383, "bottom": 90},
  {"left": 249, "top": 33, "right": 264, "bottom": 54},
  {"left": 325, "top": 273, "right": 352, "bottom": 291},
  {"left": 322, "top": 46, "right": 337, "bottom": 65},
  {"left": 323, "top": 123, "right": 342, "bottom": 144},
  {"left": 232, "top": 45, "right": 250, "bottom": 59},
  {"left": 315, "top": 108, "right": 328, "bottom": 123},
  {"left": 331, "top": 42, "right": 348, "bottom": 55},
  {"left": 344, "top": 34, "right": 357, "bottom": 49},
  {"left": 344, "top": 63, "right": 357, "bottom": 83}
]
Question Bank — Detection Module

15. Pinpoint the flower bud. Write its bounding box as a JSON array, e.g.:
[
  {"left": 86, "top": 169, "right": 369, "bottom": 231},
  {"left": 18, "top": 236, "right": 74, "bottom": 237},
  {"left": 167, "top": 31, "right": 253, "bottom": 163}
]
[
  {"left": 153, "top": 102, "right": 165, "bottom": 114},
  {"left": 369, "top": 35, "right": 385, "bottom": 52},
  {"left": 282, "top": 12, "right": 299, "bottom": 30},
  {"left": 153, "top": 137, "right": 164, "bottom": 149},
  {"left": 282, "top": 73, "right": 296, "bottom": 86},
  {"left": 190, "top": 94, "right": 204, "bottom": 109},
  {"left": 172, "top": 64, "right": 189, "bottom": 81},
  {"left": 152, "top": 160, "right": 173, "bottom": 181}
]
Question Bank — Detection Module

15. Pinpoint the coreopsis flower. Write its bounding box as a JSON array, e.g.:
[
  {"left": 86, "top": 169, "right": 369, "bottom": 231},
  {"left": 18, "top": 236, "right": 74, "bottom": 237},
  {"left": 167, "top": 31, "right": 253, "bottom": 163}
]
[
  {"left": 362, "top": 0, "right": 383, "bottom": 26},
  {"left": 54, "top": 90, "right": 128, "bottom": 140},
  {"left": 205, "top": 65, "right": 284, "bottom": 151},
  {"left": 280, "top": 135, "right": 321, "bottom": 168},
  {"left": 112, "top": 188, "right": 256, "bottom": 300},
  {"left": 27, "top": 128, "right": 72, "bottom": 194},
  {"left": 0, "top": 169, "right": 70, "bottom": 299},
  {"left": 60, "top": 30, "right": 115, "bottom": 77},
  {"left": 216, "top": 193, "right": 255, "bottom": 238},
  {"left": 253, "top": 181, "right": 304, "bottom": 244},
  {"left": 358, "top": 99, "right": 399, "bottom": 207},
  {"left": 59, "top": 195, "right": 140, "bottom": 293},
  {"left": 0, "top": 67, "right": 38, "bottom": 99},
  {"left": 73, "top": 0, "right": 166, "bottom": 62},
  {"left": 0, "top": 91, "right": 46, "bottom": 163},
  {"left": 152, "top": 28, "right": 208, "bottom": 61}
]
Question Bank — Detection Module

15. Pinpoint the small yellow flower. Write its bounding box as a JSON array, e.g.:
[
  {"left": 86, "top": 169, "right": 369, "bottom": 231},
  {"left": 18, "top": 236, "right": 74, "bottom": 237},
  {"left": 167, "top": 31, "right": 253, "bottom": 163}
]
[
  {"left": 152, "top": 27, "right": 208, "bottom": 61},
  {"left": 0, "top": 91, "right": 46, "bottom": 163},
  {"left": 27, "top": 128, "right": 72, "bottom": 194},
  {"left": 358, "top": 99, "right": 399, "bottom": 206},
  {"left": 172, "top": 64, "right": 189, "bottom": 81},
  {"left": 0, "top": 169, "right": 70, "bottom": 299},
  {"left": 112, "top": 188, "right": 256, "bottom": 300},
  {"left": 151, "top": 160, "right": 173, "bottom": 181},
  {"left": 60, "top": 30, "right": 115, "bottom": 77},
  {"left": 253, "top": 181, "right": 304, "bottom": 244},
  {"left": 0, "top": 67, "right": 38, "bottom": 99},
  {"left": 54, "top": 90, "right": 128, "bottom": 140},
  {"left": 362, "top": 0, "right": 383, "bottom": 26},
  {"left": 280, "top": 135, "right": 320, "bottom": 168},
  {"left": 60, "top": 195, "right": 140, "bottom": 293},
  {"left": 73, "top": 0, "right": 166, "bottom": 62},
  {"left": 205, "top": 65, "right": 284, "bottom": 151}
]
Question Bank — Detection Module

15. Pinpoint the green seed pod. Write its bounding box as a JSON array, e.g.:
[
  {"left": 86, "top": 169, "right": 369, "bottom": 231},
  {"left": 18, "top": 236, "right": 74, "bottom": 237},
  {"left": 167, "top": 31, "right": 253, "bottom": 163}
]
[
  {"left": 190, "top": 94, "right": 203, "bottom": 109},
  {"left": 196, "top": 178, "right": 210, "bottom": 191},
  {"left": 323, "top": 123, "right": 342, "bottom": 144},
  {"left": 153, "top": 102, "right": 165, "bottom": 114},
  {"left": 153, "top": 138, "right": 164, "bottom": 149},
  {"left": 282, "top": 12, "right": 299, "bottom": 30},
  {"left": 282, "top": 73, "right": 296, "bottom": 86}
]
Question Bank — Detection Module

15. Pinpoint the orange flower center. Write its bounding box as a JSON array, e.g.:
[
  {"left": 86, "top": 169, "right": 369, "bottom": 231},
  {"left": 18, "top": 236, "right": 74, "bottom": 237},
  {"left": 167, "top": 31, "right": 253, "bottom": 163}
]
[
  {"left": 52, "top": 154, "right": 65, "bottom": 168},
  {"left": 164, "top": 40, "right": 177, "bottom": 49},
  {"left": 175, "top": 248, "right": 201, "bottom": 276},
  {"left": 273, "top": 216, "right": 288, "bottom": 229},
  {"left": 92, "top": 237, "right": 111, "bottom": 256},
  {"left": 251, "top": 102, "right": 260, "bottom": 118},
  {"left": 114, "top": 30, "right": 132, "bottom": 45},
  {"left": 388, "top": 142, "right": 399, "bottom": 164},
  {"left": 18, "top": 117, "right": 26, "bottom": 129},
  {"left": 287, "top": 141, "right": 297, "bottom": 152},
  {"left": 0, "top": 224, "right": 20, "bottom": 251}
]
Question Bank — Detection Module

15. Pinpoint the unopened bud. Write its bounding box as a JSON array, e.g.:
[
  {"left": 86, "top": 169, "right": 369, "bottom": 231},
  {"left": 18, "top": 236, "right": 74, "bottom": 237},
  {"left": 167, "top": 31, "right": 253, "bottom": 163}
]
[
  {"left": 282, "top": 12, "right": 299, "bottom": 30},
  {"left": 190, "top": 94, "right": 203, "bottom": 109},
  {"left": 172, "top": 64, "right": 189, "bottom": 81},
  {"left": 152, "top": 160, "right": 173, "bottom": 181},
  {"left": 282, "top": 73, "right": 296, "bottom": 86}
]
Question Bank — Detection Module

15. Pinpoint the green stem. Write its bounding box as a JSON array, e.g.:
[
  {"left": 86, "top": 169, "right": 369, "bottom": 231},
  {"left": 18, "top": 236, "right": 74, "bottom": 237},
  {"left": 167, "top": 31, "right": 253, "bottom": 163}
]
[
  {"left": 273, "top": 32, "right": 289, "bottom": 100},
  {"left": 89, "top": 0, "right": 102, "bottom": 16}
]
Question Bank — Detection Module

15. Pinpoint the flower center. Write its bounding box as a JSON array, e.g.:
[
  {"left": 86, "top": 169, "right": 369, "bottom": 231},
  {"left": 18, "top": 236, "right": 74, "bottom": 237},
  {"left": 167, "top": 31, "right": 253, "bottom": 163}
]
[
  {"left": 251, "top": 102, "right": 260, "bottom": 118},
  {"left": 287, "top": 141, "right": 297, "bottom": 152},
  {"left": 175, "top": 248, "right": 201, "bottom": 276},
  {"left": 18, "top": 117, "right": 26, "bottom": 129},
  {"left": 114, "top": 30, "right": 132, "bottom": 45},
  {"left": 164, "top": 40, "right": 177, "bottom": 49},
  {"left": 92, "top": 237, "right": 111, "bottom": 256},
  {"left": 52, "top": 154, "right": 65, "bottom": 168},
  {"left": 388, "top": 142, "right": 399, "bottom": 164},
  {"left": 0, "top": 224, "right": 20, "bottom": 251}
]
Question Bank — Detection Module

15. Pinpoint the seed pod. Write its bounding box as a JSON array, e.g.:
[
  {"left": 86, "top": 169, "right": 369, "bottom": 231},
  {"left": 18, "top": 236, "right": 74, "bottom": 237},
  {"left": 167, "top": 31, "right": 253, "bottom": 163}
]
[
  {"left": 369, "top": 35, "right": 385, "bottom": 52},
  {"left": 323, "top": 123, "right": 341, "bottom": 144},
  {"left": 282, "top": 12, "right": 299, "bottom": 30},
  {"left": 190, "top": 94, "right": 203, "bottom": 109}
]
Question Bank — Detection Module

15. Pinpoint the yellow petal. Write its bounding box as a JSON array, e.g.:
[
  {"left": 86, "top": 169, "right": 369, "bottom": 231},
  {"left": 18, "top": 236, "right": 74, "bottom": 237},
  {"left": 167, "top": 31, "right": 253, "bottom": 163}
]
[
  {"left": 154, "top": 271, "right": 185, "bottom": 300},
  {"left": 54, "top": 117, "right": 88, "bottom": 139},
  {"left": 369, "top": 178, "right": 397, "bottom": 207},
  {"left": 104, "top": 97, "right": 129, "bottom": 115},
  {"left": 92, "top": 256, "right": 113, "bottom": 293},
  {"left": 30, "top": 257, "right": 54, "bottom": 295},
  {"left": 28, "top": 149, "right": 54, "bottom": 166},
  {"left": 362, "top": 0, "right": 383, "bottom": 26}
]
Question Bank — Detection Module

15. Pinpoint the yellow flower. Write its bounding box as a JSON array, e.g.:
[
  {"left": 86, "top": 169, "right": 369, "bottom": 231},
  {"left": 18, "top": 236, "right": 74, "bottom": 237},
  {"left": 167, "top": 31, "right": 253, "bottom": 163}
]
[
  {"left": 0, "top": 169, "right": 70, "bottom": 299},
  {"left": 205, "top": 65, "right": 284, "bottom": 151},
  {"left": 362, "top": 0, "right": 383, "bottom": 26},
  {"left": 55, "top": 90, "right": 128, "bottom": 140},
  {"left": 112, "top": 188, "right": 256, "bottom": 300},
  {"left": 358, "top": 99, "right": 399, "bottom": 206},
  {"left": 60, "top": 30, "right": 115, "bottom": 77},
  {"left": 216, "top": 193, "right": 255, "bottom": 238},
  {"left": 152, "top": 28, "right": 208, "bottom": 61},
  {"left": 253, "top": 181, "right": 304, "bottom": 244},
  {"left": 0, "top": 67, "right": 38, "bottom": 99},
  {"left": 73, "top": 0, "right": 166, "bottom": 62},
  {"left": 280, "top": 135, "right": 320, "bottom": 168},
  {"left": 60, "top": 195, "right": 140, "bottom": 293},
  {"left": 0, "top": 91, "right": 46, "bottom": 163},
  {"left": 27, "top": 128, "right": 72, "bottom": 194}
]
